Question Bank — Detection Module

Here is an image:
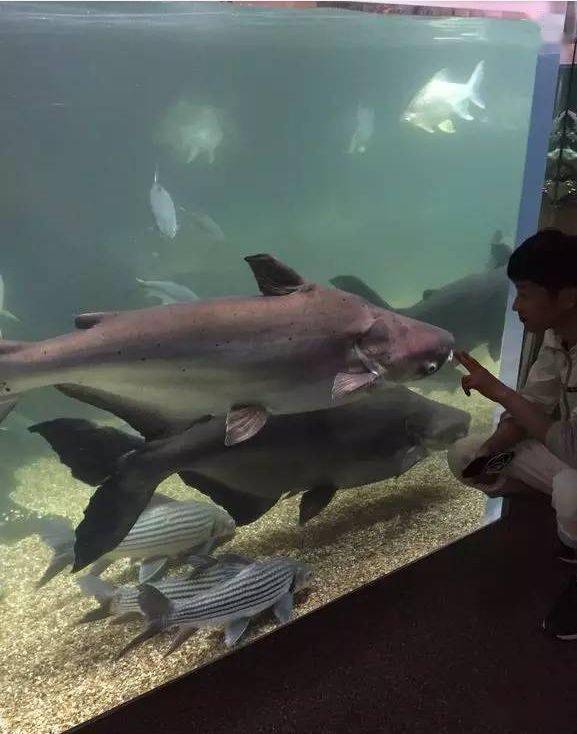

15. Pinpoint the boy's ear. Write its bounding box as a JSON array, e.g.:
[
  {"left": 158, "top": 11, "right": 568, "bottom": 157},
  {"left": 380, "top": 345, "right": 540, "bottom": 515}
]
[{"left": 557, "top": 287, "right": 577, "bottom": 310}]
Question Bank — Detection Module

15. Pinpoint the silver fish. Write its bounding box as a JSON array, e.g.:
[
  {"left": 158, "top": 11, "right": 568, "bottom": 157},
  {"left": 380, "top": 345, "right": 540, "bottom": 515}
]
[
  {"left": 120, "top": 557, "right": 312, "bottom": 655},
  {"left": 136, "top": 278, "right": 199, "bottom": 305},
  {"left": 0, "top": 255, "right": 453, "bottom": 568},
  {"left": 36, "top": 496, "right": 235, "bottom": 587},
  {"left": 149, "top": 168, "right": 178, "bottom": 239},
  {"left": 189, "top": 211, "right": 225, "bottom": 242},
  {"left": 402, "top": 60, "right": 485, "bottom": 134},
  {"left": 76, "top": 553, "right": 251, "bottom": 623}
]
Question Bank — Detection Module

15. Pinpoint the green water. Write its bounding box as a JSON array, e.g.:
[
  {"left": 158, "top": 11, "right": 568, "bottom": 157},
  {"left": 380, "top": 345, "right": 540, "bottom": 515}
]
[{"left": 0, "top": 4, "right": 541, "bottom": 731}]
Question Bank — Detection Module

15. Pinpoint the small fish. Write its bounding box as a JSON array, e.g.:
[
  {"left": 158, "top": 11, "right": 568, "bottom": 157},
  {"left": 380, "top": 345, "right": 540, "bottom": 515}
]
[
  {"left": 180, "top": 106, "right": 223, "bottom": 165},
  {"left": 149, "top": 168, "right": 178, "bottom": 239},
  {"left": 120, "top": 557, "right": 312, "bottom": 655},
  {"left": 402, "top": 60, "right": 485, "bottom": 134},
  {"left": 189, "top": 211, "right": 225, "bottom": 242},
  {"left": 348, "top": 104, "right": 375, "bottom": 154},
  {"left": 76, "top": 553, "right": 252, "bottom": 623},
  {"left": 136, "top": 278, "right": 199, "bottom": 305},
  {"left": 36, "top": 495, "right": 236, "bottom": 587}
]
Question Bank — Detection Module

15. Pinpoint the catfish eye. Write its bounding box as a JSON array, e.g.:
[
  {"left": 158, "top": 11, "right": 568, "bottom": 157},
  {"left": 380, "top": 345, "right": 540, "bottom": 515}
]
[{"left": 423, "top": 361, "right": 438, "bottom": 376}]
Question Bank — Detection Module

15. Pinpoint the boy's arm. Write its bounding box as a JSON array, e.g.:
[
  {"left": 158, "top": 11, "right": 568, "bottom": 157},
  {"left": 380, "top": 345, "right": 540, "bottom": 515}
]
[
  {"left": 481, "top": 336, "right": 561, "bottom": 453},
  {"left": 480, "top": 417, "right": 527, "bottom": 455}
]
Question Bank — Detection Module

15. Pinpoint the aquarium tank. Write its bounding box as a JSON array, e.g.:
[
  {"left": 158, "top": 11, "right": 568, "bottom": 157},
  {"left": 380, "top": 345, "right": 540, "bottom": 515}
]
[{"left": 0, "top": 2, "right": 562, "bottom": 731}]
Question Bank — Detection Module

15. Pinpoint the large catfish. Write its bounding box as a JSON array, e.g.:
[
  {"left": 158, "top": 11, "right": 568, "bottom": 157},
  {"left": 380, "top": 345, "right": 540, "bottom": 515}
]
[
  {"left": 0, "top": 255, "right": 452, "bottom": 564},
  {"left": 32, "top": 387, "right": 470, "bottom": 535}
]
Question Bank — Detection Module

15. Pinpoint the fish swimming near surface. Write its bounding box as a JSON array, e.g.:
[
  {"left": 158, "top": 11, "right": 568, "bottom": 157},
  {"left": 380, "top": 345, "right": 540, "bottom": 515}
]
[
  {"left": 35, "top": 495, "right": 235, "bottom": 587},
  {"left": 0, "top": 254, "right": 453, "bottom": 569},
  {"left": 119, "top": 556, "right": 312, "bottom": 655},
  {"left": 331, "top": 230, "right": 510, "bottom": 366},
  {"left": 136, "top": 278, "right": 199, "bottom": 305},
  {"left": 348, "top": 104, "right": 375, "bottom": 154},
  {"left": 149, "top": 168, "right": 178, "bottom": 239},
  {"left": 402, "top": 60, "right": 485, "bottom": 134},
  {"left": 31, "top": 386, "right": 470, "bottom": 529},
  {"left": 0, "top": 274, "right": 19, "bottom": 338},
  {"left": 76, "top": 553, "right": 252, "bottom": 623}
]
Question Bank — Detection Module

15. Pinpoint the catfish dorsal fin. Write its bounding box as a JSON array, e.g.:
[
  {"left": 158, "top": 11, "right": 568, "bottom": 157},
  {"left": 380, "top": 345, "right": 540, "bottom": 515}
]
[
  {"left": 74, "top": 312, "right": 119, "bottom": 330},
  {"left": 244, "top": 254, "right": 309, "bottom": 296}
]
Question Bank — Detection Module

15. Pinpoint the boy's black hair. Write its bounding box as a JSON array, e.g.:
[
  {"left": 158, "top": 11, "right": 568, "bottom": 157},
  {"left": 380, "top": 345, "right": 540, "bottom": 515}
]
[{"left": 507, "top": 228, "right": 577, "bottom": 292}]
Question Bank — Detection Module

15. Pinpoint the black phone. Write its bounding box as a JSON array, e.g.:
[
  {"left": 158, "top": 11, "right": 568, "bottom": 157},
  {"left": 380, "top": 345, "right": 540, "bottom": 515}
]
[{"left": 462, "top": 451, "right": 515, "bottom": 479}]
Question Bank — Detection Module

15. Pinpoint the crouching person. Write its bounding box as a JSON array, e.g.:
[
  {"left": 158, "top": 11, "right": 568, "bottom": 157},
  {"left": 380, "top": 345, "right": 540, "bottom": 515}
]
[{"left": 448, "top": 229, "right": 577, "bottom": 639}]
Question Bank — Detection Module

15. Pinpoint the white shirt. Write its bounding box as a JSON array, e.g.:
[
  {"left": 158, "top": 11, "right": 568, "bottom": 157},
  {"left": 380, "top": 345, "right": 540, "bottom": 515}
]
[{"left": 502, "top": 329, "right": 577, "bottom": 468}]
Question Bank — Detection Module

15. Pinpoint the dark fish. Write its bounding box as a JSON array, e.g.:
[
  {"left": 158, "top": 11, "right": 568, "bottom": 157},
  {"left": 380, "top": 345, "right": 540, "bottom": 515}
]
[
  {"left": 331, "top": 230, "right": 511, "bottom": 364},
  {"left": 31, "top": 386, "right": 470, "bottom": 530},
  {"left": 120, "top": 557, "right": 312, "bottom": 655}
]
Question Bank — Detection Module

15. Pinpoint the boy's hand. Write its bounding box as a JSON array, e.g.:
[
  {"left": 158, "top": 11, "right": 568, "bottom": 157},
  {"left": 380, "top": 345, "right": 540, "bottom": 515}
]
[{"left": 454, "top": 351, "right": 510, "bottom": 403}]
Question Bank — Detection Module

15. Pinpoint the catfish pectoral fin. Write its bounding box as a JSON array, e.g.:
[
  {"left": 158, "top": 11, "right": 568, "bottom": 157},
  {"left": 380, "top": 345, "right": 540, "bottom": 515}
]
[
  {"left": 225, "top": 405, "right": 268, "bottom": 446},
  {"left": 332, "top": 371, "right": 377, "bottom": 401}
]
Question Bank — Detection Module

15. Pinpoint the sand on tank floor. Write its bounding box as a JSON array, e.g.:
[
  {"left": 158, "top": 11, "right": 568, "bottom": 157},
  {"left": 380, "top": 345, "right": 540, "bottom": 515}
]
[{"left": 0, "top": 382, "right": 495, "bottom": 734}]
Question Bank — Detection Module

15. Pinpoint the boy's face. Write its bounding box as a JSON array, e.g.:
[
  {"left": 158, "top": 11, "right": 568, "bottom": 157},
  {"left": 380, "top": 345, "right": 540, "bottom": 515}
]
[{"left": 513, "top": 280, "right": 577, "bottom": 332}]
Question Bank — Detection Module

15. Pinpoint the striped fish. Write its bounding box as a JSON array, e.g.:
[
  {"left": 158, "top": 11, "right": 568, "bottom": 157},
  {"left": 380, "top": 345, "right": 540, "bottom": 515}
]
[
  {"left": 37, "top": 496, "right": 236, "bottom": 587},
  {"left": 76, "top": 554, "right": 252, "bottom": 623},
  {"left": 120, "top": 556, "right": 312, "bottom": 656}
]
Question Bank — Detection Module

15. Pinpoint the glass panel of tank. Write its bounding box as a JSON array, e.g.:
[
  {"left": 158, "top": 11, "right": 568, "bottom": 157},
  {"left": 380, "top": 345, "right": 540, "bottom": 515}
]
[{"left": 0, "top": 3, "right": 549, "bottom": 731}]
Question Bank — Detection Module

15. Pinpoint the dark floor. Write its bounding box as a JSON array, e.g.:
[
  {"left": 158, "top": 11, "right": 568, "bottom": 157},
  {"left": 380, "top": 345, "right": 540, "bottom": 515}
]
[{"left": 75, "top": 495, "right": 577, "bottom": 734}]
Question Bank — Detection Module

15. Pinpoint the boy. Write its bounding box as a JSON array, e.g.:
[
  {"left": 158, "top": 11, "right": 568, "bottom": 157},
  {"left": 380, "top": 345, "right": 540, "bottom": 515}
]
[{"left": 448, "top": 228, "right": 577, "bottom": 639}]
